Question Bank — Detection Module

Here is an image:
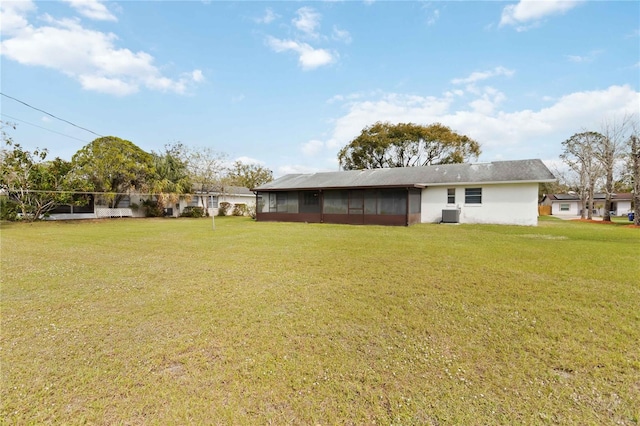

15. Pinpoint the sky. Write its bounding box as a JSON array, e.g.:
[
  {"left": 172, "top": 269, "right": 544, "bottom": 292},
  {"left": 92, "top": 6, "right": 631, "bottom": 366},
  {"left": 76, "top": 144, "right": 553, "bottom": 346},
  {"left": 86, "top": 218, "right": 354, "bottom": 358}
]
[{"left": 1, "top": 0, "right": 639, "bottom": 177}]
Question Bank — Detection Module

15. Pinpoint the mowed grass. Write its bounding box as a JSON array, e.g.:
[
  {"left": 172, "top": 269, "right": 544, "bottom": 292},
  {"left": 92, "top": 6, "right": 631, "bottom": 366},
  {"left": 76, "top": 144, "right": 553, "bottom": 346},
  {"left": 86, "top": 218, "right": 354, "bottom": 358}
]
[{"left": 1, "top": 216, "right": 638, "bottom": 425}]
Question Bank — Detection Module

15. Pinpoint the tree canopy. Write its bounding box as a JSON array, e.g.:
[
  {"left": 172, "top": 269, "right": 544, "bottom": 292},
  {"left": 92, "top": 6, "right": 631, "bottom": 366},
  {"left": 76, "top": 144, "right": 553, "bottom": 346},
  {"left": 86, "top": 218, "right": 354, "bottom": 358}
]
[
  {"left": 560, "top": 131, "right": 605, "bottom": 220},
  {"left": 0, "top": 140, "right": 75, "bottom": 221},
  {"left": 226, "top": 161, "right": 273, "bottom": 189},
  {"left": 337, "top": 122, "right": 481, "bottom": 170},
  {"left": 150, "top": 143, "right": 192, "bottom": 208},
  {"left": 70, "top": 136, "right": 155, "bottom": 208}
]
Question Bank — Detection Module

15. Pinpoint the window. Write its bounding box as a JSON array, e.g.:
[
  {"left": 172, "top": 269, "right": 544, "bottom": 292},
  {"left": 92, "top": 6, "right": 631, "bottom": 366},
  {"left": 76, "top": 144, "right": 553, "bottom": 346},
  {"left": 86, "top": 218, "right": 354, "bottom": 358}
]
[
  {"left": 560, "top": 203, "right": 570, "bottom": 211},
  {"left": 447, "top": 188, "right": 455, "bottom": 204},
  {"left": 379, "top": 189, "right": 407, "bottom": 215},
  {"left": 323, "top": 190, "right": 348, "bottom": 214},
  {"left": 303, "top": 192, "right": 319, "bottom": 206},
  {"left": 208, "top": 196, "right": 218, "bottom": 208},
  {"left": 189, "top": 196, "right": 200, "bottom": 207},
  {"left": 409, "top": 189, "right": 421, "bottom": 214},
  {"left": 276, "top": 192, "right": 287, "bottom": 212},
  {"left": 299, "top": 191, "right": 321, "bottom": 213},
  {"left": 465, "top": 188, "right": 482, "bottom": 204}
]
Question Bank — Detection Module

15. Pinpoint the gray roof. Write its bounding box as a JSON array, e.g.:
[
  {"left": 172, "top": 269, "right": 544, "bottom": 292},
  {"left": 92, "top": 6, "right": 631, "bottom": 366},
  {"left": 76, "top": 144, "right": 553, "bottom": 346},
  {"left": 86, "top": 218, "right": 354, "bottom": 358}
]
[
  {"left": 547, "top": 192, "right": 632, "bottom": 201},
  {"left": 223, "top": 185, "right": 254, "bottom": 195},
  {"left": 254, "top": 159, "right": 556, "bottom": 191}
]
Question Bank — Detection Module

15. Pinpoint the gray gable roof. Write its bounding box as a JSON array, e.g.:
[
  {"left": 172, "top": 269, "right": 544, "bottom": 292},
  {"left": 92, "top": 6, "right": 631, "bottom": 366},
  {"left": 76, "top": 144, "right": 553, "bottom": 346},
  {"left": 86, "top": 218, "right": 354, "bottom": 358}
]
[{"left": 254, "top": 159, "right": 556, "bottom": 191}]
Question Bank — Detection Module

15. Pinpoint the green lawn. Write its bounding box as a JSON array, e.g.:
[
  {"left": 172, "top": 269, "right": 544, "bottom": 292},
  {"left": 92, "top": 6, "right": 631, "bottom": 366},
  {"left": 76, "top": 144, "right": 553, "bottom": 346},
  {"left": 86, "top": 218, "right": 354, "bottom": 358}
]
[{"left": 1, "top": 217, "right": 638, "bottom": 424}]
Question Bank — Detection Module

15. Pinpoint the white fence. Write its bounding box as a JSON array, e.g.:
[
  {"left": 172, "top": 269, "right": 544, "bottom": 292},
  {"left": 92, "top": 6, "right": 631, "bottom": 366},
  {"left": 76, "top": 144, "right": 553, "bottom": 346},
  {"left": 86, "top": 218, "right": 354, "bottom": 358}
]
[{"left": 95, "top": 207, "right": 134, "bottom": 218}]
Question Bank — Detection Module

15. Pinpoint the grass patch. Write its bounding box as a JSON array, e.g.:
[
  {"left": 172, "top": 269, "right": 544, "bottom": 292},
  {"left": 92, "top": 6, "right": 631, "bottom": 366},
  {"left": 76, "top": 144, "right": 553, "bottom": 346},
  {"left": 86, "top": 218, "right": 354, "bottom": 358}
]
[{"left": 1, "top": 217, "right": 639, "bottom": 424}]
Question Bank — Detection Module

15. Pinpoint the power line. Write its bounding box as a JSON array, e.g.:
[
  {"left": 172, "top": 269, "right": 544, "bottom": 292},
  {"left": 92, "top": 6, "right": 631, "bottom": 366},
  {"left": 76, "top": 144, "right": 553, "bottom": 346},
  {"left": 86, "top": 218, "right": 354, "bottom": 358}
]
[
  {"left": 0, "top": 113, "right": 91, "bottom": 143},
  {"left": 0, "top": 188, "right": 215, "bottom": 198},
  {"left": 1, "top": 92, "right": 103, "bottom": 138}
]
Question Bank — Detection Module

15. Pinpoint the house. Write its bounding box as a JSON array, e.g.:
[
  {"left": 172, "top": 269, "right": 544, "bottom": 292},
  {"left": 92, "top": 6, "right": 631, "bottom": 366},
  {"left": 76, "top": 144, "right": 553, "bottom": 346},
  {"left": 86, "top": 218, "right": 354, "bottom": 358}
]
[
  {"left": 540, "top": 193, "right": 633, "bottom": 217},
  {"left": 46, "top": 186, "right": 254, "bottom": 220},
  {"left": 170, "top": 185, "right": 255, "bottom": 217},
  {"left": 252, "top": 159, "right": 556, "bottom": 226}
]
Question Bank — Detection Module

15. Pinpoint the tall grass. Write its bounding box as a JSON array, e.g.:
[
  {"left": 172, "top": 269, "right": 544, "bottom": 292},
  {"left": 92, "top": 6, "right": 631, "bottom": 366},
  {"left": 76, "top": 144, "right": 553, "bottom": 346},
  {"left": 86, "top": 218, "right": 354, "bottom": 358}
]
[{"left": 1, "top": 217, "right": 638, "bottom": 424}]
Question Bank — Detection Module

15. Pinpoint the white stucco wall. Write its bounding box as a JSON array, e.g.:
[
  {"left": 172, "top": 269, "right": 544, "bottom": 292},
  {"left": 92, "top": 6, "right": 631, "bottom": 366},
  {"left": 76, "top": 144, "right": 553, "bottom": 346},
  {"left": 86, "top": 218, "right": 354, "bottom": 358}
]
[
  {"left": 551, "top": 200, "right": 580, "bottom": 216},
  {"left": 615, "top": 200, "right": 632, "bottom": 215},
  {"left": 421, "top": 183, "right": 540, "bottom": 226}
]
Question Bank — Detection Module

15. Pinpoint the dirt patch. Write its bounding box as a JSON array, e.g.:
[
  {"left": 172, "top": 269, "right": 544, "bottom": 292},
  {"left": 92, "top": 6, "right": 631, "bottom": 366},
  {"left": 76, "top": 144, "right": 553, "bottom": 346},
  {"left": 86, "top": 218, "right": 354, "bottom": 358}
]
[
  {"left": 571, "top": 219, "right": 639, "bottom": 227},
  {"left": 571, "top": 219, "right": 616, "bottom": 224}
]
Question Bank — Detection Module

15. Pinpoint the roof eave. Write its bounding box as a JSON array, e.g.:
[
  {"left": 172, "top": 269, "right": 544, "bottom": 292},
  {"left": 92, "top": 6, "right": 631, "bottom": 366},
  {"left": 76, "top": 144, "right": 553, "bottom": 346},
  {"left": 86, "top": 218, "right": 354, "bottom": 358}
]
[
  {"left": 255, "top": 184, "right": 426, "bottom": 192},
  {"left": 422, "top": 178, "right": 557, "bottom": 186}
]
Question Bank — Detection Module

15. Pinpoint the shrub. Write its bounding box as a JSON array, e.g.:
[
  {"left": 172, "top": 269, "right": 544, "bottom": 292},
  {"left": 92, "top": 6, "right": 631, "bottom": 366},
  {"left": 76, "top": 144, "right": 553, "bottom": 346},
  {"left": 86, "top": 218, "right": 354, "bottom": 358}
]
[
  {"left": 218, "top": 202, "right": 231, "bottom": 216},
  {"left": 0, "top": 196, "right": 19, "bottom": 221},
  {"left": 142, "top": 199, "right": 164, "bottom": 217},
  {"left": 232, "top": 203, "right": 248, "bottom": 216},
  {"left": 180, "top": 206, "right": 205, "bottom": 218},
  {"left": 247, "top": 203, "right": 257, "bottom": 219}
]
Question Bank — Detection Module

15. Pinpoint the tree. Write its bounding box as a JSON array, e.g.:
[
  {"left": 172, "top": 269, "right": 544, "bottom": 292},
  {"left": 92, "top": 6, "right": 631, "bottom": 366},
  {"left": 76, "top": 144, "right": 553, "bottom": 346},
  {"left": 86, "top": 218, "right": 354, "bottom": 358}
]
[
  {"left": 596, "top": 115, "right": 634, "bottom": 222},
  {"left": 538, "top": 165, "right": 570, "bottom": 199},
  {"left": 70, "top": 136, "right": 155, "bottom": 208},
  {"left": 629, "top": 129, "right": 640, "bottom": 226},
  {"left": 0, "top": 129, "right": 76, "bottom": 221},
  {"left": 225, "top": 161, "right": 273, "bottom": 189},
  {"left": 186, "top": 147, "right": 227, "bottom": 211},
  {"left": 337, "top": 122, "right": 481, "bottom": 170},
  {"left": 150, "top": 143, "right": 192, "bottom": 210},
  {"left": 560, "top": 132, "right": 605, "bottom": 220}
]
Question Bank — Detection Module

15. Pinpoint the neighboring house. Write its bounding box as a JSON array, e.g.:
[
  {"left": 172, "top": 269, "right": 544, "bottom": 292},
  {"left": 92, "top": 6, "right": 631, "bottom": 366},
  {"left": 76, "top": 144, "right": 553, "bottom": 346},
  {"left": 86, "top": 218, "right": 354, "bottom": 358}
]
[
  {"left": 253, "top": 159, "right": 556, "bottom": 226},
  {"left": 46, "top": 186, "right": 254, "bottom": 220},
  {"left": 170, "top": 186, "right": 255, "bottom": 217},
  {"left": 540, "top": 193, "right": 633, "bottom": 217}
]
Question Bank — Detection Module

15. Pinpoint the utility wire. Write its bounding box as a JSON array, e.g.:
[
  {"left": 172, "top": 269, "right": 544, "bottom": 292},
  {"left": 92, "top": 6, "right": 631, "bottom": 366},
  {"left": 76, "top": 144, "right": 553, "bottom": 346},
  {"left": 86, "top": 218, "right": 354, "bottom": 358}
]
[
  {"left": 0, "top": 113, "right": 91, "bottom": 143},
  {"left": 1, "top": 92, "right": 103, "bottom": 138}
]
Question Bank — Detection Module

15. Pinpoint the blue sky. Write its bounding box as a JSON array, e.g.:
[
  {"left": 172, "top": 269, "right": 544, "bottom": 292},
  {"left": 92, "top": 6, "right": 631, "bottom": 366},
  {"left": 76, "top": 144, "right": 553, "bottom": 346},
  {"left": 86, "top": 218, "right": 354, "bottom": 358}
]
[{"left": 1, "top": 0, "right": 639, "bottom": 177}]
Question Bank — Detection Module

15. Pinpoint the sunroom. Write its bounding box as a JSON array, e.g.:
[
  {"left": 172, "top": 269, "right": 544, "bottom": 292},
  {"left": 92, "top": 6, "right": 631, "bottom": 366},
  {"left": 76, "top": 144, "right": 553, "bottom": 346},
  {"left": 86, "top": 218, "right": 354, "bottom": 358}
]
[{"left": 255, "top": 187, "right": 422, "bottom": 226}]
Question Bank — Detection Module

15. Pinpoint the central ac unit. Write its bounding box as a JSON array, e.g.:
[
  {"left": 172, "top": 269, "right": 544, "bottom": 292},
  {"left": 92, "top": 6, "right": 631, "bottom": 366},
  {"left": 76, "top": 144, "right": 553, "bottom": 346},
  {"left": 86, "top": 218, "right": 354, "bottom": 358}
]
[{"left": 442, "top": 209, "right": 460, "bottom": 223}]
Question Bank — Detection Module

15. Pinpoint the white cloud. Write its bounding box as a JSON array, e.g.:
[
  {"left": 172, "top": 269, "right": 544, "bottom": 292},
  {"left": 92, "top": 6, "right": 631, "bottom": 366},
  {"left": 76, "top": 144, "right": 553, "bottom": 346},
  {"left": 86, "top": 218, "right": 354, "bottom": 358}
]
[
  {"left": 314, "top": 85, "right": 639, "bottom": 165},
  {"left": 500, "top": 0, "right": 582, "bottom": 30},
  {"left": 231, "top": 94, "right": 245, "bottom": 103},
  {"left": 254, "top": 8, "right": 278, "bottom": 24},
  {"left": 566, "top": 50, "right": 603, "bottom": 63},
  {"left": 469, "top": 87, "right": 506, "bottom": 115},
  {"left": 451, "top": 66, "right": 514, "bottom": 85},
  {"left": 277, "top": 164, "right": 328, "bottom": 176},
  {"left": 264, "top": 7, "right": 349, "bottom": 70},
  {"left": 0, "top": 0, "right": 36, "bottom": 36},
  {"left": 293, "top": 7, "right": 321, "bottom": 38},
  {"left": 332, "top": 26, "right": 352, "bottom": 44},
  {"left": 191, "top": 69, "right": 205, "bottom": 83},
  {"left": 78, "top": 74, "right": 138, "bottom": 96},
  {"left": 266, "top": 36, "right": 335, "bottom": 70},
  {"left": 324, "top": 93, "right": 454, "bottom": 149},
  {"left": 0, "top": 7, "right": 203, "bottom": 96},
  {"left": 62, "top": 0, "right": 117, "bottom": 22},
  {"left": 234, "top": 156, "right": 264, "bottom": 165},
  {"left": 426, "top": 9, "right": 440, "bottom": 26},
  {"left": 302, "top": 139, "right": 325, "bottom": 156}
]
